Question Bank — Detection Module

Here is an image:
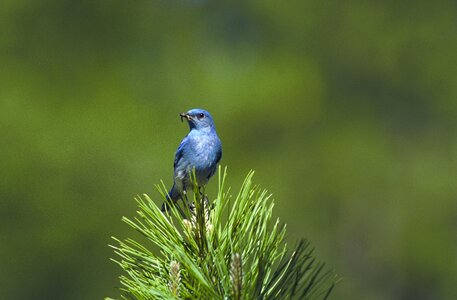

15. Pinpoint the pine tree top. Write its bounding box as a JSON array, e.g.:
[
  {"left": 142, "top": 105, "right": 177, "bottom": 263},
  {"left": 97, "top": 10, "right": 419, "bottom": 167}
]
[{"left": 107, "top": 167, "right": 338, "bottom": 300}]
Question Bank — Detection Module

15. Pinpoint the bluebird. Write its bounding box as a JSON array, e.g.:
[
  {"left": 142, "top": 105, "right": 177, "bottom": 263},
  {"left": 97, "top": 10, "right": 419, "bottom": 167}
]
[{"left": 161, "top": 108, "right": 222, "bottom": 211}]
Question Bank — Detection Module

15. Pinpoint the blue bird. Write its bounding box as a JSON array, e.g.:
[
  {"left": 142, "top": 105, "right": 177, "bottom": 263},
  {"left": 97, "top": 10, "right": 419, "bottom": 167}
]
[{"left": 162, "top": 108, "right": 222, "bottom": 211}]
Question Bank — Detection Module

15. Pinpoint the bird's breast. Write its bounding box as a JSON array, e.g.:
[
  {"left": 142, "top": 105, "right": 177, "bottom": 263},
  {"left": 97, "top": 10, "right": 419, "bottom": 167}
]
[{"left": 188, "top": 134, "right": 220, "bottom": 167}]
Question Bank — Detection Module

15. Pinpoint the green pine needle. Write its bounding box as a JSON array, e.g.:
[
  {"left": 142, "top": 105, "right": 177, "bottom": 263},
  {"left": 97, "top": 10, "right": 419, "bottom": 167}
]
[{"left": 107, "top": 167, "right": 338, "bottom": 299}]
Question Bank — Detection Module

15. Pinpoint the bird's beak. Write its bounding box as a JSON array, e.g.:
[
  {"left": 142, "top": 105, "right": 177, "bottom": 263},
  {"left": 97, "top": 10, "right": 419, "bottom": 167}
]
[{"left": 180, "top": 112, "right": 191, "bottom": 122}]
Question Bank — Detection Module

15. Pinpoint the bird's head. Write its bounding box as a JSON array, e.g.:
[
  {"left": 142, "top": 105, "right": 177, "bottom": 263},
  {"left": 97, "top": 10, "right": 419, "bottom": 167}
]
[{"left": 179, "top": 108, "right": 215, "bottom": 130}]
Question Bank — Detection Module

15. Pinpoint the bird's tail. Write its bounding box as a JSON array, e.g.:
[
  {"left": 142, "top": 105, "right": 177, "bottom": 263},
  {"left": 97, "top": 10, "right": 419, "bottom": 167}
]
[{"left": 161, "top": 183, "right": 180, "bottom": 212}]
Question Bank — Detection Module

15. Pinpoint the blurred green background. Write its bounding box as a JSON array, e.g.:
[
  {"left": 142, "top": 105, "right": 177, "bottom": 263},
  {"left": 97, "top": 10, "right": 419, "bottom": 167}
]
[{"left": 1, "top": 1, "right": 456, "bottom": 299}]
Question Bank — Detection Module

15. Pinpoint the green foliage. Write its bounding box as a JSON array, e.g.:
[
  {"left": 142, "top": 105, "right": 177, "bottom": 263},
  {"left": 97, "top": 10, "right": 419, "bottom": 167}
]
[
  {"left": 108, "top": 168, "right": 337, "bottom": 299},
  {"left": 3, "top": 1, "right": 457, "bottom": 299}
]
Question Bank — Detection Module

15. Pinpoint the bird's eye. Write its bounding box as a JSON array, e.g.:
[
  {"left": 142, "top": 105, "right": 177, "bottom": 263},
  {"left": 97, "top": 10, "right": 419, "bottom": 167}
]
[{"left": 197, "top": 113, "right": 205, "bottom": 119}]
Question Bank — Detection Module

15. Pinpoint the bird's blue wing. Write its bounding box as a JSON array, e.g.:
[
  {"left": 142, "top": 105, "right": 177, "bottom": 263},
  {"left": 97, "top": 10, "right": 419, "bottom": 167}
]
[
  {"left": 173, "top": 135, "right": 188, "bottom": 169},
  {"left": 215, "top": 148, "right": 222, "bottom": 165},
  {"left": 207, "top": 147, "right": 222, "bottom": 180},
  {"left": 173, "top": 135, "right": 190, "bottom": 171}
]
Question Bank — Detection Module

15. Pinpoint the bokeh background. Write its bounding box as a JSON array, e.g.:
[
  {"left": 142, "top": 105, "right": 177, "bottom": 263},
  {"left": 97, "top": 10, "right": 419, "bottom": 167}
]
[{"left": 1, "top": 1, "right": 456, "bottom": 299}]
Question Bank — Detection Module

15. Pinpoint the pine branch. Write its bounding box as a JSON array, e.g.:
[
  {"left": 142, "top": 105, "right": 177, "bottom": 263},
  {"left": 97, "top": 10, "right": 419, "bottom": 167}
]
[{"left": 107, "top": 167, "right": 339, "bottom": 299}]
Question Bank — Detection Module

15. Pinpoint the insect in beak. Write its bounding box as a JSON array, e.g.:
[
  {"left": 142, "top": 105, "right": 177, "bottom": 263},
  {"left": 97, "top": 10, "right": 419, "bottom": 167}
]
[{"left": 180, "top": 112, "right": 191, "bottom": 122}]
